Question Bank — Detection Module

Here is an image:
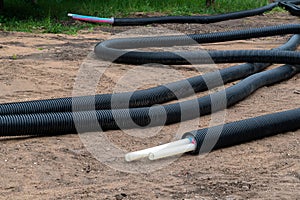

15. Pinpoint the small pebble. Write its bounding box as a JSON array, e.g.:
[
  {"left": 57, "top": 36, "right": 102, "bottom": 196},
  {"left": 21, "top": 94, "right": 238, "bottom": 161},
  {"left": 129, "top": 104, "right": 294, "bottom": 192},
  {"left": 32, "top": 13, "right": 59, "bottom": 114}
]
[
  {"left": 115, "top": 193, "right": 127, "bottom": 200},
  {"left": 242, "top": 185, "right": 250, "bottom": 190}
]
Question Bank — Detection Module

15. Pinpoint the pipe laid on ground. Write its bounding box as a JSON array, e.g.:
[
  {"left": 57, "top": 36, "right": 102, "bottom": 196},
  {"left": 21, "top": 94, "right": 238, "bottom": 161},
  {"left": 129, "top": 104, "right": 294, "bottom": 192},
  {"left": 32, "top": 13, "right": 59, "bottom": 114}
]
[
  {"left": 279, "top": 0, "right": 300, "bottom": 16},
  {"left": 182, "top": 108, "right": 300, "bottom": 154},
  {"left": 95, "top": 24, "right": 300, "bottom": 65},
  {"left": 68, "top": 1, "right": 300, "bottom": 26},
  {"left": 1, "top": 31, "right": 299, "bottom": 116},
  {"left": 0, "top": 64, "right": 298, "bottom": 136},
  {"left": 68, "top": 3, "right": 279, "bottom": 26},
  {"left": 113, "top": 2, "right": 278, "bottom": 26},
  {"left": 0, "top": 4, "right": 299, "bottom": 141},
  {"left": 126, "top": 108, "right": 300, "bottom": 161}
]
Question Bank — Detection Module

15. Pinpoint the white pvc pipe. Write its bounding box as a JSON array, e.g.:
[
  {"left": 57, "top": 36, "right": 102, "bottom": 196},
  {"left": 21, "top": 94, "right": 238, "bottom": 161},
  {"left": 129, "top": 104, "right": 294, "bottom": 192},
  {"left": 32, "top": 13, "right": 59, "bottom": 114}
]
[
  {"left": 148, "top": 143, "right": 196, "bottom": 161},
  {"left": 125, "top": 138, "right": 193, "bottom": 162}
]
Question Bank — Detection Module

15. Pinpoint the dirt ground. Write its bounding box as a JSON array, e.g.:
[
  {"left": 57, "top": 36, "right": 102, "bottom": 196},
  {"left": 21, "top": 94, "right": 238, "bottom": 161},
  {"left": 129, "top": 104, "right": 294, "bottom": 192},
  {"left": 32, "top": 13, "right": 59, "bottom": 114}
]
[{"left": 0, "top": 12, "right": 299, "bottom": 199}]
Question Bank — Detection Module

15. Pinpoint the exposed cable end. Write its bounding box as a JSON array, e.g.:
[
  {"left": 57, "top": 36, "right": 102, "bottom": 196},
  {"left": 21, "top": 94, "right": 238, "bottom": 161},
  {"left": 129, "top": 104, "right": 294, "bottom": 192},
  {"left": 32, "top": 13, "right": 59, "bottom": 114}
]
[
  {"left": 67, "top": 13, "right": 114, "bottom": 24},
  {"left": 125, "top": 138, "right": 196, "bottom": 162},
  {"left": 148, "top": 143, "right": 197, "bottom": 161}
]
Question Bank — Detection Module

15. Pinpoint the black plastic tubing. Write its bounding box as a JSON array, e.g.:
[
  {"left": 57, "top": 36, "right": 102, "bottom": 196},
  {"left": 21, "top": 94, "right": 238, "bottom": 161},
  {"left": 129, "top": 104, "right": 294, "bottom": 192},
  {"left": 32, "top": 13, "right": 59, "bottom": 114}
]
[
  {"left": 182, "top": 108, "right": 300, "bottom": 154},
  {"left": 1, "top": 34, "right": 299, "bottom": 116},
  {"left": 279, "top": 0, "right": 300, "bottom": 16},
  {"left": 0, "top": 64, "right": 298, "bottom": 136},
  {"left": 113, "top": 1, "right": 300, "bottom": 26},
  {"left": 95, "top": 24, "right": 300, "bottom": 65},
  {"left": 113, "top": 3, "right": 278, "bottom": 26}
]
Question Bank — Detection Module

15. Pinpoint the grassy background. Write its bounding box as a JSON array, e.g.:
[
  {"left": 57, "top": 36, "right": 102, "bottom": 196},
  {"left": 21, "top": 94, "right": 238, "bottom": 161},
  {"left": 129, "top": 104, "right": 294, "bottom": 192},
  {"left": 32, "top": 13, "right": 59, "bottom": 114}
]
[{"left": 0, "top": 0, "right": 273, "bottom": 33}]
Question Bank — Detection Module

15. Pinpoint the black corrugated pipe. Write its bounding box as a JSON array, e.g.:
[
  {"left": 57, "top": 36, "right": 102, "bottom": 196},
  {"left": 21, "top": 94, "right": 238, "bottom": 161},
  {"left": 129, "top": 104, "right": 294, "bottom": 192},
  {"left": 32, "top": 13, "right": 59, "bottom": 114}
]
[
  {"left": 182, "top": 108, "right": 300, "bottom": 154},
  {"left": 113, "top": 1, "right": 300, "bottom": 25},
  {"left": 95, "top": 24, "right": 300, "bottom": 65},
  {"left": 1, "top": 35, "right": 300, "bottom": 115},
  {"left": 0, "top": 64, "right": 298, "bottom": 136},
  {"left": 278, "top": 0, "right": 300, "bottom": 16},
  {"left": 68, "top": 0, "right": 300, "bottom": 26},
  {"left": 127, "top": 107, "right": 300, "bottom": 161},
  {"left": 1, "top": 3, "right": 300, "bottom": 138},
  {"left": 109, "top": 49, "right": 300, "bottom": 65},
  {"left": 113, "top": 3, "right": 279, "bottom": 26},
  {"left": 68, "top": 1, "right": 300, "bottom": 25},
  {"left": 1, "top": 30, "right": 299, "bottom": 116}
]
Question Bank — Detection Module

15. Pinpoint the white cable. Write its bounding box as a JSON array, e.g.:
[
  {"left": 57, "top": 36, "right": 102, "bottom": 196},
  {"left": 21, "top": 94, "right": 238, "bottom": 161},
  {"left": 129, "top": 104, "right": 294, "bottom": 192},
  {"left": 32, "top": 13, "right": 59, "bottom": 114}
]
[
  {"left": 125, "top": 138, "right": 193, "bottom": 162},
  {"left": 148, "top": 143, "right": 196, "bottom": 161}
]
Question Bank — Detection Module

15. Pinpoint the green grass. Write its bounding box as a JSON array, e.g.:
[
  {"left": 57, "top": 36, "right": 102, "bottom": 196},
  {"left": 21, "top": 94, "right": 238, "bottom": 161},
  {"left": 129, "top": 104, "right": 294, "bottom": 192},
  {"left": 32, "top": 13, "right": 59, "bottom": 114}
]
[{"left": 0, "top": 0, "right": 272, "bottom": 34}]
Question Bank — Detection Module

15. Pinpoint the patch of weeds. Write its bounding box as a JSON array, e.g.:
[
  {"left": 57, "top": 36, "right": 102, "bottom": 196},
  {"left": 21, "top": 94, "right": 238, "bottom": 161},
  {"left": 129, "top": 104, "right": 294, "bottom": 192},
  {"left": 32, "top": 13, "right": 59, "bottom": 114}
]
[{"left": 11, "top": 54, "right": 18, "bottom": 60}]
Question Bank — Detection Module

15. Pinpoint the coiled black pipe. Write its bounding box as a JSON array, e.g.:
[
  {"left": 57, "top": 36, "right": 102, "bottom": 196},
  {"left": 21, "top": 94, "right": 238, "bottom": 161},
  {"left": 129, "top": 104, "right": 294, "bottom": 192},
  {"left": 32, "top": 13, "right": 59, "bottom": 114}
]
[
  {"left": 1, "top": 34, "right": 299, "bottom": 116},
  {"left": 113, "top": 3, "right": 278, "bottom": 26},
  {"left": 182, "top": 108, "right": 300, "bottom": 154},
  {"left": 0, "top": 64, "right": 298, "bottom": 136},
  {"left": 95, "top": 24, "right": 300, "bottom": 65}
]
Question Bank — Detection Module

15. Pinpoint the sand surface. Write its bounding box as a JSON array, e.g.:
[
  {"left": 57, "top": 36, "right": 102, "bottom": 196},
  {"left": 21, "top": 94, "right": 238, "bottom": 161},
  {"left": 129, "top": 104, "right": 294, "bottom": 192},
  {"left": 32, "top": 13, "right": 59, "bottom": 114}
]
[{"left": 0, "top": 12, "right": 299, "bottom": 199}]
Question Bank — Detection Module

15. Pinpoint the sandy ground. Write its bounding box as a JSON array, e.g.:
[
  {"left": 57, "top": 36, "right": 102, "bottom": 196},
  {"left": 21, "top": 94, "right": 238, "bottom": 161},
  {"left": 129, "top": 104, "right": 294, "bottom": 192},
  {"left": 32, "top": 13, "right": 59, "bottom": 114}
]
[{"left": 0, "top": 12, "right": 299, "bottom": 199}]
